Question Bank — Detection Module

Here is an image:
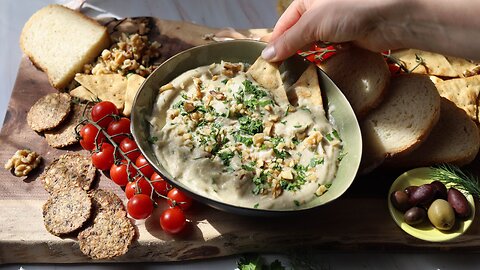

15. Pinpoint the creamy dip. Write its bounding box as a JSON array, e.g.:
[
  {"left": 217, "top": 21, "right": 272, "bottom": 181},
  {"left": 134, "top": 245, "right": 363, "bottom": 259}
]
[{"left": 149, "top": 61, "right": 342, "bottom": 209}]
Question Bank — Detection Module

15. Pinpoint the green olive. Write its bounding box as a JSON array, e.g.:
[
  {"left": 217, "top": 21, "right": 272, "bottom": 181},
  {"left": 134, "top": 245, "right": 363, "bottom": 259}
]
[{"left": 427, "top": 199, "right": 456, "bottom": 230}]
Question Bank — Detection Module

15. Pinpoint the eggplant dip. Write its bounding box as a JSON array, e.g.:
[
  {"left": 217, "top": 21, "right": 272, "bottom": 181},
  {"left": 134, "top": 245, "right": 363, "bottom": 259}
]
[{"left": 148, "top": 57, "right": 343, "bottom": 209}]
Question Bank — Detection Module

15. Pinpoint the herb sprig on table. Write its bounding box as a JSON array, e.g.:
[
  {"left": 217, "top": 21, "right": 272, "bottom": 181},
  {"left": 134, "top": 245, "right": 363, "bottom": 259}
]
[{"left": 429, "top": 164, "right": 480, "bottom": 198}]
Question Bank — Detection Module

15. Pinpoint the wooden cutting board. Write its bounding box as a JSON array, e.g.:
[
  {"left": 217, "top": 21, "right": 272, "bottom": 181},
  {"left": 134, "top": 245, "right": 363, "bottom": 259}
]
[{"left": 1, "top": 17, "right": 480, "bottom": 264}]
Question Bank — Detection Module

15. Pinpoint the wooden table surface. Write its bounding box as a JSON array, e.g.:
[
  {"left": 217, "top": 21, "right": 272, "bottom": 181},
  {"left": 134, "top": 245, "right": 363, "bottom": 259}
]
[{"left": 2, "top": 1, "right": 480, "bottom": 269}]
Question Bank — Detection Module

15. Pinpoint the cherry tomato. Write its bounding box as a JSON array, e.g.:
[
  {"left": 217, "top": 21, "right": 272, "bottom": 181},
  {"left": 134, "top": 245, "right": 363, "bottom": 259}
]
[
  {"left": 110, "top": 161, "right": 136, "bottom": 186},
  {"left": 107, "top": 117, "right": 131, "bottom": 143},
  {"left": 119, "top": 137, "right": 140, "bottom": 161},
  {"left": 151, "top": 172, "right": 171, "bottom": 196},
  {"left": 160, "top": 207, "right": 187, "bottom": 234},
  {"left": 91, "top": 101, "right": 118, "bottom": 128},
  {"left": 135, "top": 155, "right": 155, "bottom": 178},
  {"left": 127, "top": 194, "right": 154, "bottom": 219},
  {"left": 167, "top": 188, "right": 192, "bottom": 210},
  {"left": 388, "top": 63, "right": 401, "bottom": 76},
  {"left": 91, "top": 143, "right": 115, "bottom": 170},
  {"left": 79, "top": 123, "right": 105, "bottom": 151},
  {"left": 125, "top": 177, "right": 153, "bottom": 199}
]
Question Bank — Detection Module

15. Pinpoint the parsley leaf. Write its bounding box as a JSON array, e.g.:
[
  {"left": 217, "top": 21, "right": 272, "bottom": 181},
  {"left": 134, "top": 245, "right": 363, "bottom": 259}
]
[
  {"left": 309, "top": 157, "right": 324, "bottom": 168},
  {"left": 218, "top": 150, "right": 234, "bottom": 166},
  {"left": 239, "top": 116, "right": 263, "bottom": 135}
]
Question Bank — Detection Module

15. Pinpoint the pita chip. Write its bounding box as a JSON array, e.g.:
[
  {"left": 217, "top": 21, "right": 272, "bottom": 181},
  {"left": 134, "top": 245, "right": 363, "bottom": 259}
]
[
  {"left": 287, "top": 64, "right": 323, "bottom": 107},
  {"left": 435, "top": 75, "right": 480, "bottom": 123},
  {"left": 392, "top": 49, "right": 458, "bottom": 77},
  {"left": 246, "top": 56, "right": 290, "bottom": 107},
  {"left": 70, "top": 86, "right": 97, "bottom": 102},
  {"left": 123, "top": 74, "right": 145, "bottom": 116},
  {"left": 75, "top": 73, "right": 127, "bottom": 110}
]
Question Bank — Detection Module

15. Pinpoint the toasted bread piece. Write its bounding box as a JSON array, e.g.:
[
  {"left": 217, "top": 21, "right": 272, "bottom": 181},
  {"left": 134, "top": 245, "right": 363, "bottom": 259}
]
[
  {"left": 360, "top": 74, "right": 441, "bottom": 172},
  {"left": 318, "top": 46, "right": 390, "bottom": 119},
  {"left": 20, "top": 5, "right": 110, "bottom": 89},
  {"left": 385, "top": 98, "right": 480, "bottom": 167}
]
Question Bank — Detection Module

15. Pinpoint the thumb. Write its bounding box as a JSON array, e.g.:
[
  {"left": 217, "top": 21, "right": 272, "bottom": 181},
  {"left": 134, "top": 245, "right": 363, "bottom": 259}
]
[{"left": 261, "top": 12, "right": 318, "bottom": 62}]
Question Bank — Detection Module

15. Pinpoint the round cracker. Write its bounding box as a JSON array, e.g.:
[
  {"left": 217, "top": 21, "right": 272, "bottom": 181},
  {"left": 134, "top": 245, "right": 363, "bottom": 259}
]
[
  {"left": 44, "top": 103, "right": 91, "bottom": 148},
  {"left": 89, "top": 189, "right": 126, "bottom": 214},
  {"left": 43, "top": 187, "right": 92, "bottom": 236},
  {"left": 78, "top": 210, "right": 135, "bottom": 259},
  {"left": 27, "top": 93, "right": 72, "bottom": 132},
  {"left": 40, "top": 153, "right": 97, "bottom": 194}
]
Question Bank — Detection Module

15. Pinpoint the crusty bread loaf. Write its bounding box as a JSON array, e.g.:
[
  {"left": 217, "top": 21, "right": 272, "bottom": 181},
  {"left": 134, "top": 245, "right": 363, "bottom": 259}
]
[
  {"left": 318, "top": 46, "right": 390, "bottom": 119},
  {"left": 20, "top": 5, "right": 110, "bottom": 89},
  {"left": 384, "top": 98, "right": 480, "bottom": 168},
  {"left": 360, "top": 74, "right": 441, "bottom": 172}
]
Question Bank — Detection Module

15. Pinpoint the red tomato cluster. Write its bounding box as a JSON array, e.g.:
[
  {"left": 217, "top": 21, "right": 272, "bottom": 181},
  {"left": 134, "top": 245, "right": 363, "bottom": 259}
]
[{"left": 79, "top": 101, "right": 193, "bottom": 234}]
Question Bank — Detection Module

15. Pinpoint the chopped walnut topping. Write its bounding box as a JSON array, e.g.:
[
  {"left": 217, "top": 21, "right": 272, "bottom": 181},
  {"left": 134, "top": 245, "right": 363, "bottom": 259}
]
[
  {"left": 183, "top": 102, "right": 196, "bottom": 113},
  {"left": 4, "top": 149, "right": 42, "bottom": 177},
  {"left": 160, "top": 83, "right": 174, "bottom": 92},
  {"left": 222, "top": 62, "right": 243, "bottom": 77},
  {"left": 315, "top": 184, "right": 328, "bottom": 196},
  {"left": 209, "top": 90, "right": 226, "bottom": 100}
]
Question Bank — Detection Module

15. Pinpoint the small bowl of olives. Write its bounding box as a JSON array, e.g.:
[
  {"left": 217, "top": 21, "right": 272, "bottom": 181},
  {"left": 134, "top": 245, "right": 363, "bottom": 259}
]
[{"left": 388, "top": 167, "right": 475, "bottom": 242}]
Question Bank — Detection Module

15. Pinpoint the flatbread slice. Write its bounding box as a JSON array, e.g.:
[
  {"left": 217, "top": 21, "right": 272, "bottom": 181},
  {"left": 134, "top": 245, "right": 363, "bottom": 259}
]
[
  {"left": 435, "top": 75, "right": 480, "bottom": 123},
  {"left": 392, "top": 49, "right": 458, "bottom": 77},
  {"left": 286, "top": 64, "right": 323, "bottom": 107},
  {"left": 123, "top": 74, "right": 145, "bottom": 116},
  {"left": 70, "top": 86, "right": 98, "bottom": 102},
  {"left": 75, "top": 73, "right": 127, "bottom": 110},
  {"left": 27, "top": 93, "right": 72, "bottom": 132},
  {"left": 42, "top": 187, "right": 92, "bottom": 236},
  {"left": 40, "top": 153, "right": 97, "bottom": 194},
  {"left": 246, "top": 57, "right": 290, "bottom": 108},
  {"left": 44, "top": 103, "right": 91, "bottom": 148}
]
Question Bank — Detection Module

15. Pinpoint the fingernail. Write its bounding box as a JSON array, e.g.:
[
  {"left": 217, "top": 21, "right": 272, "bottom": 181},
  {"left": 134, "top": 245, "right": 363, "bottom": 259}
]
[{"left": 261, "top": 45, "right": 276, "bottom": 60}]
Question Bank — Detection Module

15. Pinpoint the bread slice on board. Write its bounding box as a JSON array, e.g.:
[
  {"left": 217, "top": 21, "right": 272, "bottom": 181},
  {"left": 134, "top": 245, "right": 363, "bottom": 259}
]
[
  {"left": 20, "top": 5, "right": 110, "bottom": 89},
  {"left": 360, "top": 74, "right": 441, "bottom": 172},
  {"left": 318, "top": 46, "right": 390, "bottom": 119},
  {"left": 384, "top": 98, "right": 480, "bottom": 168}
]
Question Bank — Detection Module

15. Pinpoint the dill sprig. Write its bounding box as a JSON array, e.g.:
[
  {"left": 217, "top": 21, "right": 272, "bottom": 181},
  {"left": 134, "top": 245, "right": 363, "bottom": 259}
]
[{"left": 429, "top": 164, "right": 480, "bottom": 198}]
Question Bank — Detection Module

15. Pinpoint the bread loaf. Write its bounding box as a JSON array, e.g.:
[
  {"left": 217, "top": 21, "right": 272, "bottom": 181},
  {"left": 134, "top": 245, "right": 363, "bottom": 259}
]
[
  {"left": 360, "top": 74, "right": 441, "bottom": 172},
  {"left": 318, "top": 46, "right": 390, "bottom": 119},
  {"left": 20, "top": 5, "right": 110, "bottom": 89},
  {"left": 384, "top": 98, "right": 479, "bottom": 167}
]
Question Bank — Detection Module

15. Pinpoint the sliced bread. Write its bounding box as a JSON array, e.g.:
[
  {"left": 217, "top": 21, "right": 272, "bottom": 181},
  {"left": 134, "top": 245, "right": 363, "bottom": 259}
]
[
  {"left": 360, "top": 74, "right": 441, "bottom": 172},
  {"left": 384, "top": 98, "right": 480, "bottom": 168},
  {"left": 20, "top": 5, "right": 110, "bottom": 89},
  {"left": 318, "top": 46, "right": 390, "bottom": 119}
]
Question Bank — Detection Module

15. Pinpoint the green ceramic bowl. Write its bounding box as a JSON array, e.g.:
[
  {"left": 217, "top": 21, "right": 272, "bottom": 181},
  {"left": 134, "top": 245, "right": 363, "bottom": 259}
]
[{"left": 131, "top": 40, "right": 362, "bottom": 216}]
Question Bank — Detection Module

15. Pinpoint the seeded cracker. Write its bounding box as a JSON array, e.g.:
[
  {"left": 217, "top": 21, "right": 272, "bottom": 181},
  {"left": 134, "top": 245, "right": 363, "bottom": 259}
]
[
  {"left": 27, "top": 92, "right": 72, "bottom": 132},
  {"left": 78, "top": 210, "right": 135, "bottom": 259},
  {"left": 44, "top": 103, "right": 91, "bottom": 148},
  {"left": 42, "top": 187, "right": 92, "bottom": 236},
  {"left": 40, "top": 153, "right": 97, "bottom": 194},
  {"left": 89, "top": 189, "right": 126, "bottom": 214}
]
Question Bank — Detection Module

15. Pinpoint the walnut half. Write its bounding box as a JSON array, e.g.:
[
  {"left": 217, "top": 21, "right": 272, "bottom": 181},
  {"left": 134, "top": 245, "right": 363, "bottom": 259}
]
[{"left": 4, "top": 149, "right": 42, "bottom": 177}]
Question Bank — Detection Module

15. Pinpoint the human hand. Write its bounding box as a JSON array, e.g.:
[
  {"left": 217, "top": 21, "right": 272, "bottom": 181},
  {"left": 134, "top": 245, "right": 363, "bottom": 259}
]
[{"left": 262, "top": 0, "right": 405, "bottom": 62}]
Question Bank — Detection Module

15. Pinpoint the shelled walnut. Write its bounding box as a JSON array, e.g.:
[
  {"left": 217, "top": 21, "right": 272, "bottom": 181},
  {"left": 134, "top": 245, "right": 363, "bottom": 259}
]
[{"left": 4, "top": 149, "right": 42, "bottom": 177}]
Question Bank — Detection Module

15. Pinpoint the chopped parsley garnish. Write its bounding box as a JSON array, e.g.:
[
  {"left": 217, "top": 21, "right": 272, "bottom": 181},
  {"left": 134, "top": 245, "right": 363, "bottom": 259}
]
[
  {"left": 270, "top": 137, "right": 284, "bottom": 147},
  {"left": 291, "top": 137, "right": 300, "bottom": 145},
  {"left": 273, "top": 149, "right": 290, "bottom": 159},
  {"left": 293, "top": 124, "right": 302, "bottom": 128},
  {"left": 252, "top": 171, "right": 270, "bottom": 195},
  {"left": 241, "top": 161, "right": 256, "bottom": 171},
  {"left": 332, "top": 129, "right": 341, "bottom": 141},
  {"left": 293, "top": 200, "right": 300, "bottom": 207},
  {"left": 309, "top": 157, "right": 324, "bottom": 167},
  {"left": 218, "top": 150, "right": 234, "bottom": 166},
  {"left": 253, "top": 203, "right": 259, "bottom": 209},
  {"left": 243, "top": 80, "right": 267, "bottom": 99},
  {"left": 284, "top": 105, "right": 291, "bottom": 116},
  {"left": 221, "top": 79, "right": 228, "bottom": 84},
  {"left": 147, "top": 136, "right": 158, "bottom": 144},
  {"left": 234, "top": 133, "right": 253, "bottom": 146},
  {"left": 238, "top": 116, "right": 263, "bottom": 135},
  {"left": 325, "top": 133, "right": 334, "bottom": 141},
  {"left": 338, "top": 151, "right": 347, "bottom": 162}
]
